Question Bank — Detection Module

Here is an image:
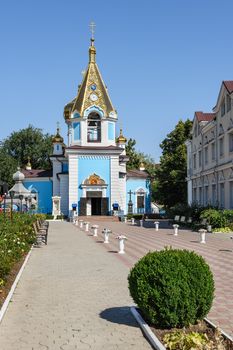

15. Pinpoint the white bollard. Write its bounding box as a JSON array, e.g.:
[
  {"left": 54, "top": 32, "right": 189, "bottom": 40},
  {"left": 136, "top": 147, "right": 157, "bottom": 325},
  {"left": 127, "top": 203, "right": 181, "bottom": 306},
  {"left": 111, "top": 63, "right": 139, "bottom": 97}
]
[
  {"left": 140, "top": 219, "right": 143, "bottom": 227},
  {"left": 199, "top": 229, "right": 207, "bottom": 244},
  {"left": 84, "top": 222, "right": 89, "bottom": 232},
  {"left": 117, "top": 235, "right": 127, "bottom": 254},
  {"left": 102, "top": 228, "right": 111, "bottom": 243},
  {"left": 91, "top": 225, "right": 99, "bottom": 237},
  {"left": 79, "top": 220, "right": 83, "bottom": 229},
  {"left": 131, "top": 218, "right": 135, "bottom": 225},
  {"left": 154, "top": 221, "right": 159, "bottom": 231},
  {"left": 75, "top": 218, "right": 79, "bottom": 226},
  {"left": 173, "top": 224, "right": 179, "bottom": 236}
]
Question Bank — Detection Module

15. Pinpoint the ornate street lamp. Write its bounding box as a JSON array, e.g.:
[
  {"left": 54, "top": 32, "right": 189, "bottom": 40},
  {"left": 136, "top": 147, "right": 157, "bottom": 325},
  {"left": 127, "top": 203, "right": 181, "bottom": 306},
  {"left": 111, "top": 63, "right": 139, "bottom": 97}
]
[
  {"left": 9, "top": 190, "right": 15, "bottom": 221},
  {"left": 28, "top": 194, "right": 32, "bottom": 212},
  {"left": 127, "top": 190, "right": 134, "bottom": 214},
  {"left": 3, "top": 193, "right": 7, "bottom": 219},
  {"left": 18, "top": 194, "right": 24, "bottom": 212},
  {"left": 25, "top": 196, "right": 28, "bottom": 212}
]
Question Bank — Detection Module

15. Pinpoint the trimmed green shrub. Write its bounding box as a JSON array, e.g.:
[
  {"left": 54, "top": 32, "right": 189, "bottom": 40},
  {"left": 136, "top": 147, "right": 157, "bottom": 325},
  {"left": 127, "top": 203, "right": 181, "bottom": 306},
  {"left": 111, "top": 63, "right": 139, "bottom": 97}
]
[
  {"left": 45, "top": 214, "right": 54, "bottom": 220},
  {"left": 126, "top": 214, "right": 143, "bottom": 220},
  {"left": 222, "top": 209, "right": 233, "bottom": 223},
  {"left": 128, "top": 248, "right": 214, "bottom": 328},
  {"left": 200, "top": 209, "right": 227, "bottom": 228}
]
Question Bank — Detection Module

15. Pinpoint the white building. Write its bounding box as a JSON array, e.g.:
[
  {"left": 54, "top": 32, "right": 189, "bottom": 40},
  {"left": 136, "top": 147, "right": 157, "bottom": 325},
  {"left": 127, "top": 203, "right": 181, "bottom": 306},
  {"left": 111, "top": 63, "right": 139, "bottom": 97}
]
[{"left": 186, "top": 81, "right": 233, "bottom": 208}]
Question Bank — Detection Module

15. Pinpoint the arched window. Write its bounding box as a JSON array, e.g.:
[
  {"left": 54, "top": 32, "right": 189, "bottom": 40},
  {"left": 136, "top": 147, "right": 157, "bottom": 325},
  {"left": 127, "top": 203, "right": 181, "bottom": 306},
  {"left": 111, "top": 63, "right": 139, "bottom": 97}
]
[{"left": 87, "top": 112, "right": 101, "bottom": 142}]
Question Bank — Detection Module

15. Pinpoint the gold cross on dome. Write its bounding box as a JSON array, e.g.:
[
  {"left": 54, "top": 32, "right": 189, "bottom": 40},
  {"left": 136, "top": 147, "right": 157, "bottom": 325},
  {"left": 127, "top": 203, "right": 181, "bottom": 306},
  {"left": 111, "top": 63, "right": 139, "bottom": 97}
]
[
  {"left": 89, "top": 21, "right": 96, "bottom": 39},
  {"left": 56, "top": 121, "right": 60, "bottom": 133}
]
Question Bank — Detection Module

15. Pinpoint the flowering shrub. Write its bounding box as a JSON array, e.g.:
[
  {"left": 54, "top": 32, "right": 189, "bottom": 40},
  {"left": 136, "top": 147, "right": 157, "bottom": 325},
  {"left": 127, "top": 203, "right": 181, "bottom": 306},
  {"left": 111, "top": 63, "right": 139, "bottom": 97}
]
[{"left": 0, "top": 213, "right": 40, "bottom": 285}]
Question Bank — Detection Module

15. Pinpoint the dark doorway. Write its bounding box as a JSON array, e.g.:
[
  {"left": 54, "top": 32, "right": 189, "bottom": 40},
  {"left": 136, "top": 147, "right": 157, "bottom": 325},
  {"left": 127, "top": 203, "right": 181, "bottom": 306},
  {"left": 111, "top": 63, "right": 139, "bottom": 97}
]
[{"left": 91, "top": 198, "right": 102, "bottom": 215}]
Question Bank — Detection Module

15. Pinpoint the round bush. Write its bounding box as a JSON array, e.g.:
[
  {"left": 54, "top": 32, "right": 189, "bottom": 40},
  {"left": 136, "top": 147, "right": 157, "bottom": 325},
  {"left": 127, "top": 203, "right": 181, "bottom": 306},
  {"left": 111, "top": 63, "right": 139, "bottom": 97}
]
[{"left": 128, "top": 249, "right": 214, "bottom": 328}]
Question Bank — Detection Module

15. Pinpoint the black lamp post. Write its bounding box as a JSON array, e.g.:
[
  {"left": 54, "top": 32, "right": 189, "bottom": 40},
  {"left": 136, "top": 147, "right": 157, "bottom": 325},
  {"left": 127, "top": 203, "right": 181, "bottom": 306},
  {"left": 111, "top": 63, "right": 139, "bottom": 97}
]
[
  {"left": 9, "top": 190, "right": 15, "bottom": 221},
  {"left": 19, "top": 194, "right": 24, "bottom": 212},
  {"left": 28, "top": 194, "right": 32, "bottom": 212},
  {"left": 25, "top": 196, "right": 28, "bottom": 212},
  {"left": 3, "top": 193, "right": 6, "bottom": 219}
]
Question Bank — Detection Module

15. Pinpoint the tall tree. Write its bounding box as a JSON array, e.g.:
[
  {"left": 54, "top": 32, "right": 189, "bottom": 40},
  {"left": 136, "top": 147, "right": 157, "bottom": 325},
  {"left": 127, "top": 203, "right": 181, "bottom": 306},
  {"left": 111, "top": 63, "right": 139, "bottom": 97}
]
[
  {"left": 0, "top": 148, "right": 18, "bottom": 187},
  {"left": 125, "top": 138, "right": 142, "bottom": 170},
  {"left": 156, "top": 119, "right": 192, "bottom": 207},
  {"left": 125, "top": 138, "right": 158, "bottom": 201},
  {"left": 126, "top": 138, "right": 156, "bottom": 176},
  {"left": 2, "top": 125, "right": 53, "bottom": 170}
]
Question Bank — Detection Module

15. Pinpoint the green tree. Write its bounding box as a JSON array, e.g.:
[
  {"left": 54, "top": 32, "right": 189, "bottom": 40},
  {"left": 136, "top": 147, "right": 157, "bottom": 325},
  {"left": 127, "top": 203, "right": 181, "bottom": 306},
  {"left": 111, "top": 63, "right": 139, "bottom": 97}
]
[
  {"left": 125, "top": 138, "right": 158, "bottom": 201},
  {"left": 0, "top": 148, "right": 18, "bottom": 187},
  {"left": 156, "top": 119, "right": 192, "bottom": 207},
  {"left": 2, "top": 125, "right": 53, "bottom": 170},
  {"left": 125, "top": 138, "right": 141, "bottom": 170}
]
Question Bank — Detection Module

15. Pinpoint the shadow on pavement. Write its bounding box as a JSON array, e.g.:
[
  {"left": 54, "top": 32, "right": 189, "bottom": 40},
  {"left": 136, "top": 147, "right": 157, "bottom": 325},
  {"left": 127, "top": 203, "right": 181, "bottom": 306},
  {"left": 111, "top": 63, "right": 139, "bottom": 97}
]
[{"left": 99, "top": 307, "right": 138, "bottom": 327}]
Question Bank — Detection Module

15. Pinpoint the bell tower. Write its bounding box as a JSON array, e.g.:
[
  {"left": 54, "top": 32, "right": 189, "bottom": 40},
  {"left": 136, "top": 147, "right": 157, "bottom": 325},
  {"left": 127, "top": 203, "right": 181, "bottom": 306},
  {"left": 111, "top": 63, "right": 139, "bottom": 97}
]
[{"left": 63, "top": 31, "right": 117, "bottom": 148}]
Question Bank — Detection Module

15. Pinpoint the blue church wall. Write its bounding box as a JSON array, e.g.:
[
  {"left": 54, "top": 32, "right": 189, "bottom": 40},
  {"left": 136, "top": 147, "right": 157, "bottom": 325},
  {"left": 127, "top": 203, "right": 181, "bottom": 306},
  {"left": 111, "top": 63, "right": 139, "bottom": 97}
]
[
  {"left": 108, "top": 122, "right": 115, "bottom": 140},
  {"left": 24, "top": 180, "right": 52, "bottom": 214},
  {"left": 126, "top": 178, "right": 151, "bottom": 214},
  {"left": 78, "top": 157, "right": 110, "bottom": 211},
  {"left": 73, "top": 122, "right": 81, "bottom": 140}
]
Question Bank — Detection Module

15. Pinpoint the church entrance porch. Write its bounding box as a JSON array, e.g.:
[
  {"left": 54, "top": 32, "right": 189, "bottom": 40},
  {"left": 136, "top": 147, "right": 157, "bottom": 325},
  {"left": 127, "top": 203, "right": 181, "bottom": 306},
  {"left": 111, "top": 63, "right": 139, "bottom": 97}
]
[
  {"left": 80, "top": 173, "right": 109, "bottom": 216},
  {"left": 79, "top": 197, "right": 109, "bottom": 216}
]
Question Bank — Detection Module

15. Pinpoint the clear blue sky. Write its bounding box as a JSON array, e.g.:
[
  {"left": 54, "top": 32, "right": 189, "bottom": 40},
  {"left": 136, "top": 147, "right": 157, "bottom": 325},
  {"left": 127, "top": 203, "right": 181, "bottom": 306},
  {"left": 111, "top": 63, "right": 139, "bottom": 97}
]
[{"left": 1, "top": 0, "right": 233, "bottom": 162}]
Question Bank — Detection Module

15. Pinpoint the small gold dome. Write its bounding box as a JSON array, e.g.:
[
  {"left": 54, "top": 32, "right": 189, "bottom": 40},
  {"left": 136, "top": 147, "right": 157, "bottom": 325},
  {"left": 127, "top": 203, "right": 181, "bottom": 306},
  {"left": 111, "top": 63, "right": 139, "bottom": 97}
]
[
  {"left": 52, "top": 128, "right": 64, "bottom": 143},
  {"left": 116, "top": 129, "right": 127, "bottom": 144}
]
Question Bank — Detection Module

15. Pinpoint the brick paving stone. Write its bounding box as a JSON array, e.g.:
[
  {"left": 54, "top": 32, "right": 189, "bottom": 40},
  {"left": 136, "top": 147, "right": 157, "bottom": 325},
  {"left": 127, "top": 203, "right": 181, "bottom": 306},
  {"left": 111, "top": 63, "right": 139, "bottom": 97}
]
[
  {"left": 84, "top": 218, "right": 233, "bottom": 338},
  {"left": 0, "top": 222, "right": 152, "bottom": 350}
]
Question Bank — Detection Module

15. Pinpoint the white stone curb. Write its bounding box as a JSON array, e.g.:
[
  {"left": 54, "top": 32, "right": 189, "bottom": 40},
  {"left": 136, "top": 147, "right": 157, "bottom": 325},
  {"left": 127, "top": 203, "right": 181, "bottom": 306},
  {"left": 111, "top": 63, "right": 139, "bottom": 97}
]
[
  {"left": 0, "top": 247, "right": 33, "bottom": 324},
  {"left": 204, "top": 318, "right": 233, "bottom": 342},
  {"left": 130, "top": 307, "right": 233, "bottom": 348},
  {"left": 130, "top": 307, "right": 166, "bottom": 350}
]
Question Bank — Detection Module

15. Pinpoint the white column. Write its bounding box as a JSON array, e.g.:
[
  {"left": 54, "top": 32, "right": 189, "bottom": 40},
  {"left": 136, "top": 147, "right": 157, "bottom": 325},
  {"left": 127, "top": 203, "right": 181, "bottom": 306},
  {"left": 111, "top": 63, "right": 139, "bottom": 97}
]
[
  {"left": 68, "top": 154, "right": 78, "bottom": 216},
  {"left": 110, "top": 155, "right": 126, "bottom": 214},
  {"left": 60, "top": 175, "right": 69, "bottom": 216}
]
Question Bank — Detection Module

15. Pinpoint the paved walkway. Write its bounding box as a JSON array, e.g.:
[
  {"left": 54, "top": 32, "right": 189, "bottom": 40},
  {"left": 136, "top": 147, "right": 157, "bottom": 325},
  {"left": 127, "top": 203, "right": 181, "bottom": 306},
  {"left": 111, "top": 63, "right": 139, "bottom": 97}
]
[
  {"left": 84, "top": 219, "right": 233, "bottom": 337},
  {"left": 0, "top": 221, "right": 152, "bottom": 350}
]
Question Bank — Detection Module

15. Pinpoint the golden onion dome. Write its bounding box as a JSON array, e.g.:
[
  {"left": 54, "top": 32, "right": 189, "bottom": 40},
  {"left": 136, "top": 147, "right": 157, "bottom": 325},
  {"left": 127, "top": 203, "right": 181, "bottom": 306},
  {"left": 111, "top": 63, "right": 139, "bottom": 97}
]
[
  {"left": 52, "top": 128, "right": 64, "bottom": 143},
  {"left": 116, "top": 129, "right": 127, "bottom": 144}
]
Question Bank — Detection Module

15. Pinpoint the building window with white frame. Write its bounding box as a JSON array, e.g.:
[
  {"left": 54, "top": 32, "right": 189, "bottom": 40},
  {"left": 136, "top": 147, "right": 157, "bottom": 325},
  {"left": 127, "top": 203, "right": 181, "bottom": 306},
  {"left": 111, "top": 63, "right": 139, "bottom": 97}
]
[
  {"left": 227, "top": 95, "right": 231, "bottom": 113},
  {"left": 220, "top": 183, "right": 225, "bottom": 208},
  {"left": 211, "top": 142, "right": 215, "bottom": 161},
  {"left": 229, "top": 133, "right": 233, "bottom": 153},
  {"left": 193, "top": 187, "right": 197, "bottom": 202},
  {"left": 204, "top": 186, "right": 209, "bottom": 205},
  {"left": 204, "top": 146, "right": 208, "bottom": 164},
  {"left": 219, "top": 137, "right": 224, "bottom": 157},
  {"left": 198, "top": 150, "right": 202, "bottom": 167},
  {"left": 230, "top": 182, "right": 233, "bottom": 209},
  {"left": 193, "top": 153, "right": 196, "bottom": 169},
  {"left": 199, "top": 187, "right": 202, "bottom": 205},
  {"left": 221, "top": 99, "right": 225, "bottom": 117},
  {"left": 212, "top": 184, "right": 216, "bottom": 206},
  {"left": 194, "top": 124, "right": 198, "bottom": 137}
]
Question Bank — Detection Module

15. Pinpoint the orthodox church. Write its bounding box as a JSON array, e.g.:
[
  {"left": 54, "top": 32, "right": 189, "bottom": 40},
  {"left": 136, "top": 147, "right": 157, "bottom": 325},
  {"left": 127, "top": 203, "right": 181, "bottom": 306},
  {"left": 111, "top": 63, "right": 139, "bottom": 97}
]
[{"left": 22, "top": 36, "right": 151, "bottom": 217}]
